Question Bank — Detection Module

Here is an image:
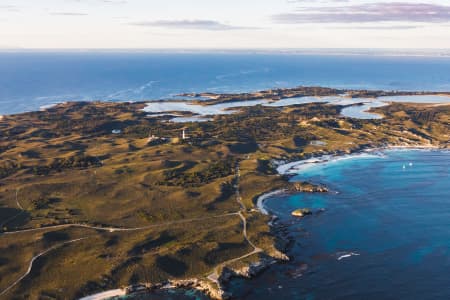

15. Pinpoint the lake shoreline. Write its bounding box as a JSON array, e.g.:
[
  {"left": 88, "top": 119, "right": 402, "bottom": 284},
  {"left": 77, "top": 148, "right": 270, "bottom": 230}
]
[
  {"left": 2, "top": 85, "right": 450, "bottom": 118},
  {"left": 2, "top": 85, "right": 449, "bottom": 299}
]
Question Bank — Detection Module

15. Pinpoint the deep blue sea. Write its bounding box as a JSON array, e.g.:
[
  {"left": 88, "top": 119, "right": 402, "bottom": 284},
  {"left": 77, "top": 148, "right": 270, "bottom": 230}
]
[
  {"left": 2, "top": 52, "right": 450, "bottom": 115},
  {"left": 229, "top": 150, "right": 450, "bottom": 300},
  {"left": 2, "top": 53, "right": 450, "bottom": 299}
]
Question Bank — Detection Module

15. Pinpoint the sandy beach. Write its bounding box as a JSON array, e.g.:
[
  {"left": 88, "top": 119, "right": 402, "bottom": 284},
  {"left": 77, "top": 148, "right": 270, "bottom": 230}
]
[{"left": 79, "top": 289, "right": 126, "bottom": 300}]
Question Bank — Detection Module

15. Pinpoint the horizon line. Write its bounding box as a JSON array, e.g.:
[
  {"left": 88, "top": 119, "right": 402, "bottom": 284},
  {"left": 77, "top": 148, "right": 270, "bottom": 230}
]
[{"left": 1, "top": 48, "right": 450, "bottom": 58}]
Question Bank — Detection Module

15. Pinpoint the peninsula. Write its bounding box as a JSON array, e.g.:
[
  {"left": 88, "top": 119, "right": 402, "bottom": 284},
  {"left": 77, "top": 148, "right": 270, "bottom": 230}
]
[{"left": 0, "top": 86, "right": 449, "bottom": 299}]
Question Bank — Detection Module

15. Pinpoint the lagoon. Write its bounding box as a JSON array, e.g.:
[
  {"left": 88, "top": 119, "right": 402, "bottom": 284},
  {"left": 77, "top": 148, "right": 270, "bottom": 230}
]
[{"left": 2, "top": 52, "right": 450, "bottom": 115}]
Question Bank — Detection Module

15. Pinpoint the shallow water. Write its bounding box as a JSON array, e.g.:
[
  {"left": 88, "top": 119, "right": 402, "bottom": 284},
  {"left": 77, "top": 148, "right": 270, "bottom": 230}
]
[
  {"left": 340, "top": 101, "right": 387, "bottom": 119},
  {"left": 379, "top": 95, "right": 450, "bottom": 103},
  {"left": 229, "top": 150, "right": 450, "bottom": 300},
  {"left": 2, "top": 52, "right": 450, "bottom": 115},
  {"left": 143, "top": 94, "right": 447, "bottom": 122},
  {"left": 117, "top": 288, "right": 208, "bottom": 300}
]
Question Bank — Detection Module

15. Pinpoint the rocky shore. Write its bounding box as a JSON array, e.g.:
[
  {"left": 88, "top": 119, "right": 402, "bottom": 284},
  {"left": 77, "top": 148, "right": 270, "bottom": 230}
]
[
  {"left": 290, "top": 182, "right": 328, "bottom": 193},
  {"left": 124, "top": 143, "right": 449, "bottom": 300},
  {"left": 120, "top": 251, "right": 291, "bottom": 300},
  {"left": 3, "top": 92, "right": 448, "bottom": 300}
]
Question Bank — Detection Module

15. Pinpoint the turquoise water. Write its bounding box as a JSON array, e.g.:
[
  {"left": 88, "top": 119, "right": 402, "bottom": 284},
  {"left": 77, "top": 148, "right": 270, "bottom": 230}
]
[
  {"left": 115, "top": 288, "right": 208, "bottom": 300},
  {"left": 229, "top": 150, "right": 450, "bottom": 300},
  {"left": 2, "top": 52, "right": 450, "bottom": 115},
  {"left": 2, "top": 52, "right": 450, "bottom": 299}
]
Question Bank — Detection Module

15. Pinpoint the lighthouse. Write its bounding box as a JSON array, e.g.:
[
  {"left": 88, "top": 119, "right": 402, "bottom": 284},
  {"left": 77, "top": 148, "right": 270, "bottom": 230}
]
[{"left": 182, "top": 128, "right": 186, "bottom": 140}]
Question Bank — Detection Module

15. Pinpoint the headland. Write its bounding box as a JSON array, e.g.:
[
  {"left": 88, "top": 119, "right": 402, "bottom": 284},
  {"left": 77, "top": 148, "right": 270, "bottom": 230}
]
[{"left": 0, "top": 86, "right": 449, "bottom": 299}]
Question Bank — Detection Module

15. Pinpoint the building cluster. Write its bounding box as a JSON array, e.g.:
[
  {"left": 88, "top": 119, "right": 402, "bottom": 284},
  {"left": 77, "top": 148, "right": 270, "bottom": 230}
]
[
  {"left": 112, "top": 127, "right": 191, "bottom": 145},
  {"left": 147, "top": 128, "right": 190, "bottom": 145}
]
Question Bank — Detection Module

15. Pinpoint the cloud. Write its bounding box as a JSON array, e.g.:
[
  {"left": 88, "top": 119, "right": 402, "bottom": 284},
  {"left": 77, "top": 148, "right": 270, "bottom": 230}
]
[
  {"left": 287, "top": 0, "right": 348, "bottom": 2},
  {"left": 336, "top": 25, "right": 420, "bottom": 30},
  {"left": 101, "top": 0, "right": 127, "bottom": 4},
  {"left": 273, "top": 2, "right": 450, "bottom": 23},
  {"left": 51, "top": 12, "right": 88, "bottom": 16},
  {"left": 130, "top": 19, "right": 255, "bottom": 31},
  {"left": 70, "top": 0, "right": 127, "bottom": 2},
  {"left": 0, "top": 5, "right": 19, "bottom": 12}
]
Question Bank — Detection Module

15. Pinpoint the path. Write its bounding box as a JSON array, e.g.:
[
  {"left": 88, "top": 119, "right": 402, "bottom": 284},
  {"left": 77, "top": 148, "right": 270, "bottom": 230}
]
[
  {"left": 0, "top": 189, "right": 24, "bottom": 229},
  {"left": 0, "top": 211, "right": 240, "bottom": 298},
  {"left": 1, "top": 212, "right": 238, "bottom": 236},
  {"left": 1, "top": 161, "right": 261, "bottom": 297},
  {"left": 0, "top": 237, "right": 89, "bottom": 297},
  {"left": 207, "top": 161, "right": 262, "bottom": 284}
]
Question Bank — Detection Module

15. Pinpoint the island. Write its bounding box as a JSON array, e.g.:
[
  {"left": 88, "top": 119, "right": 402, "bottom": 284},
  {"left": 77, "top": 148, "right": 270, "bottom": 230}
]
[
  {"left": 0, "top": 86, "right": 449, "bottom": 299},
  {"left": 291, "top": 209, "right": 312, "bottom": 218}
]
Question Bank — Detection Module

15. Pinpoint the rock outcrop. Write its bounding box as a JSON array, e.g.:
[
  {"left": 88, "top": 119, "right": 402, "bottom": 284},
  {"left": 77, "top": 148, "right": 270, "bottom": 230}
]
[
  {"left": 291, "top": 182, "right": 328, "bottom": 193},
  {"left": 291, "top": 208, "right": 313, "bottom": 217}
]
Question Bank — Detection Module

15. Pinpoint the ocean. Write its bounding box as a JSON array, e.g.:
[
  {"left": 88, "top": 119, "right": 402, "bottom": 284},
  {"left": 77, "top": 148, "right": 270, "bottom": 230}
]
[
  {"left": 229, "top": 150, "right": 450, "bottom": 300},
  {"left": 2, "top": 52, "right": 450, "bottom": 115},
  {"left": 2, "top": 52, "right": 450, "bottom": 299}
]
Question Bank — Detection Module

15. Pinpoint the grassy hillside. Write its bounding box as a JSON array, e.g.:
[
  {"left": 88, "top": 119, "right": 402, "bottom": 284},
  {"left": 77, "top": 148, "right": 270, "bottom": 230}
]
[{"left": 0, "top": 97, "right": 449, "bottom": 299}]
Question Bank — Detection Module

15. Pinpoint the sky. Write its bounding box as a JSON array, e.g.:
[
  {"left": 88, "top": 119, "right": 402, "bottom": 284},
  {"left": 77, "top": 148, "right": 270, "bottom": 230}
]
[{"left": 1, "top": 0, "right": 450, "bottom": 49}]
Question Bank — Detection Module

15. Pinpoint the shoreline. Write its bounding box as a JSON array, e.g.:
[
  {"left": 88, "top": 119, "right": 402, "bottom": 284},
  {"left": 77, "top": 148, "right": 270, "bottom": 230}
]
[
  {"left": 256, "top": 189, "right": 288, "bottom": 215},
  {"left": 249, "top": 146, "right": 450, "bottom": 299},
  {"left": 256, "top": 142, "right": 449, "bottom": 236},
  {"left": 1, "top": 86, "right": 450, "bottom": 118},
  {"left": 79, "top": 289, "right": 126, "bottom": 300},
  {"left": 274, "top": 144, "right": 445, "bottom": 175},
  {"left": 79, "top": 145, "right": 449, "bottom": 300},
  {"left": 2, "top": 86, "right": 448, "bottom": 299},
  {"left": 256, "top": 143, "right": 448, "bottom": 231}
]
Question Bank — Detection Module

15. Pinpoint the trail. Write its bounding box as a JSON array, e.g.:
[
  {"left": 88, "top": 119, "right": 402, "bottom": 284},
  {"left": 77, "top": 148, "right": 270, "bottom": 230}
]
[
  {"left": 0, "top": 237, "right": 88, "bottom": 297},
  {"left": 1, "top": 213, "right": 238, "bottom": 236},
  {"left": 0, "top": 189, "right": 25, "bottom": 229},
  {"left": 2, "top": 161, "right": 261, "bottom": 297},
  {"left": 207, "top": 161, "right": 262, "bottom": 284},
  {"left": 0, "top": 210, "right": 239, "bottom": 298}
]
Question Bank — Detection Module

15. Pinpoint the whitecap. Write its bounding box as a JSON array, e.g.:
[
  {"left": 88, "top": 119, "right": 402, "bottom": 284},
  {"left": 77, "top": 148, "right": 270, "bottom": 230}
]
[
  {"left": 40, "top": 103, "right": 60, "bottom": 111},
  {"left": 276, "top": 152, "right": 383, "bottom": 175},
  {"left": 336, "top": 252, "right": 360, "bottom": 261}
]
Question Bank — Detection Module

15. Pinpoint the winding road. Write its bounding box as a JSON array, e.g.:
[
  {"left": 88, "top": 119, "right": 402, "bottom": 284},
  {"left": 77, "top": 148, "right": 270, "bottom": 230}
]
[
  {"left": 0, "top": 212, "right": 240, "bottom": 297},
  {"left": 0, "top": 237, "right": 89, "bottom": 297},
  {"left": 207, "top": 161, "right": 262, "bottom": 284},
  {"left": 0, "top": 189, "right": 24, "bottom": 229},
  {"left": 1, "top": 161, "right": 261, "bottom": 298},
  {"left": 2, "top": 212, "right": 239, "bottom": 236}
]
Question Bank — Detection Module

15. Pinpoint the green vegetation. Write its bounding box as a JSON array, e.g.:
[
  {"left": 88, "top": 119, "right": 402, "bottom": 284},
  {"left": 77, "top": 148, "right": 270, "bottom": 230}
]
[{"left": 0, "top": 90, "right": 449, "bottom": 299}]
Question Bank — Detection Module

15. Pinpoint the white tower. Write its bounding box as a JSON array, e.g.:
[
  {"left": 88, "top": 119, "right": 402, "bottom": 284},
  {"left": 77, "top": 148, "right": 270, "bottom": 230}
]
[{"left": 182, "top": 129, "right": 186, "bottom": 140}]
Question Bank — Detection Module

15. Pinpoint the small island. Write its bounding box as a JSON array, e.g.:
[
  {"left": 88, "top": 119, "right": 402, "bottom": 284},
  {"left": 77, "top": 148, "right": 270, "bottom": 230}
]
[
  {"left": 291, "top": 208, "right": 313, "bottom": 218},
  {"left": 0, "top": 86, "right": 449, "bottom": 299}
]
